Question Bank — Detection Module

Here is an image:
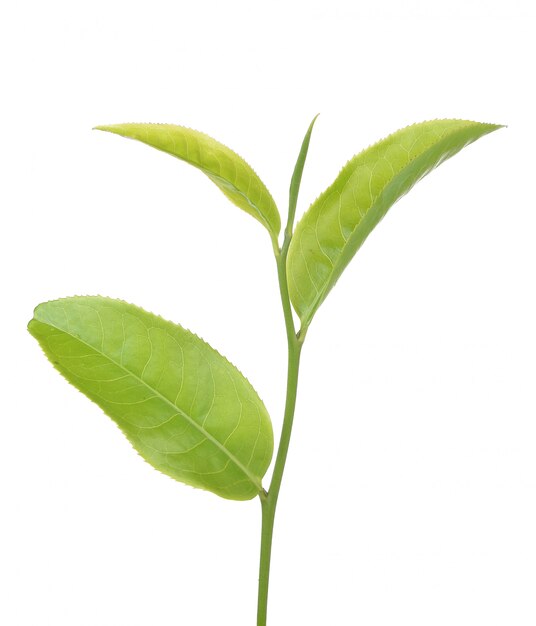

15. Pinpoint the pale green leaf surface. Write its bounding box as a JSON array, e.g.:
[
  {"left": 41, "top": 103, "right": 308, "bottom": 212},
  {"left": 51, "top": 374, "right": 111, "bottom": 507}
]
[
  {"left": 95, "top": 123, "right": 281, "bottom": 238},
  {"left": 287, "top": 119, "right": 502, "bottom": 327},
  {"left": 28, "top": 297, "right": 273, "bottom": 501}
]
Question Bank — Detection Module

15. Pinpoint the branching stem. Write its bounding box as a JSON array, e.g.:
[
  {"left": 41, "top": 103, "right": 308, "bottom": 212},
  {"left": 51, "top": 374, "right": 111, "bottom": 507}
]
[{"left": 256, "top": 116, "right": 317, "bottom": 626}]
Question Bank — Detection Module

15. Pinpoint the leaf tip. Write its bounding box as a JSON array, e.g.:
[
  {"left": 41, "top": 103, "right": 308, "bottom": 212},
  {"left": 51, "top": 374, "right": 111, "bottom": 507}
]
[
  {"left": 482, "top": 121, "right": 506, "bottom": 131},
  {"left": 93, "top": 125, "right": 118, "bottom": 134},
  {"left": 307, "top": 113, "right": 320, "bottom": 134}
]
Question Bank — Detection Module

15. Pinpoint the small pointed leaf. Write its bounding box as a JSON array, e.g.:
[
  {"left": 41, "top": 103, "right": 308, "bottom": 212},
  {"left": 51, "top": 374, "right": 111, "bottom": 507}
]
[
  {"left": 28, "top": 297, "right": 273, "bottom": 501},
  {"left": 95, "top": 123, "right": 281, "bottom": 239},
  {"left": 287, "top": 114, "right": 319, "bottom": 233},
  {"left": 287, "top": 119, "right": 503, "bottom": 327}
]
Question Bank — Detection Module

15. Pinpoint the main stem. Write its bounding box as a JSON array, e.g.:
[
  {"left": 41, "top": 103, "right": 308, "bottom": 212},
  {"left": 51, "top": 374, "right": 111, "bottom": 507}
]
[
  {"left": 256, "top": 234, "right": 304, "bottom": 626},
  {"left": 256, "top": 115, "right": 316, "bottom": 625}
]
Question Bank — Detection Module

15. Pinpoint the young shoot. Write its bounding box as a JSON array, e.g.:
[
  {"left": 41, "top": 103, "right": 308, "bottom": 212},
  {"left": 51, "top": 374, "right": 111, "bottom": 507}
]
[{"left": 28, "top": 117, "right": 502, "bottom": 625}]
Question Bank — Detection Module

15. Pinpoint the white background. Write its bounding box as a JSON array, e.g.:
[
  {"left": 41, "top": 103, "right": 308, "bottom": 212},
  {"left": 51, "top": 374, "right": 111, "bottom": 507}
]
[{"left": 1, "top": 1, "right": 535, "bottom": 625}]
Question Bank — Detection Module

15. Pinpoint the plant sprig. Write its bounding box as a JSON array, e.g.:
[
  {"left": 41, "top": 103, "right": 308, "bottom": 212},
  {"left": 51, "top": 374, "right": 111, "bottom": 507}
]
[{"left": 28, "top": 116, "right": 502, "bottom": 625}]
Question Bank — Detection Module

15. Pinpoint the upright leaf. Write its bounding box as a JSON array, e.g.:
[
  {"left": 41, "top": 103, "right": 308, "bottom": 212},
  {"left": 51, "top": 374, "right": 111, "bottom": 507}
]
[
  {"left": 287, "top": 119, "right": 502, "bottom": 327},
  {"left": 28, "top": 297, "right": 273, "bottom": 501},
  {"left": 95, "top": 123, "right": 281, "bottom": 239},
  {"left": 287, "top": 114, "right": 319, "bottom": 235}
]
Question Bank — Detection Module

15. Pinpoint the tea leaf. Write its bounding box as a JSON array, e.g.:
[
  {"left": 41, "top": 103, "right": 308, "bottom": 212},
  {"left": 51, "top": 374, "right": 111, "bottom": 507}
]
[
  {"left": 28, "top": 297, "right": 273, "bottom": 501},
  {"left": 95, "top": 123, "right": 281, "bottom": 239},
  {"left": 287, "top": 114, "right": 319, "bottom": 234},
  {"left": 287, "top": 119, "right": 502, "bottom": 327}
]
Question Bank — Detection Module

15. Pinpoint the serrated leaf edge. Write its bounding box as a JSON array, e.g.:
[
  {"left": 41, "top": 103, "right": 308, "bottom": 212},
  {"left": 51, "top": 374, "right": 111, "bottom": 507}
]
[
  {"left": 290, "top": 119, "right": 503, "bottom": 323},
  {"left": 28, "top": 295, "right": 271, "bottom": 498},
  {"left": 295, "top": 119, "right": 503, "bottom": 220},
  {"left": 94, "top": 123, "right": 281, "bottom": 236}
]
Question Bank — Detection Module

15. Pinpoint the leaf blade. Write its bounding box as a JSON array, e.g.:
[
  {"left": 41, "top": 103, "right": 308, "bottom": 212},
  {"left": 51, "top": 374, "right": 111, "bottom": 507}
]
[
  {"left": 28, "top": 297, "right": 273, "bottom": 501},
  {"left": 287, "top": 119, "right": 503, "bottom": 327},
  {"left": 287, "top": 114, "right": 319, "bottom": 234},
  {"left": 95, "top": 123, "right": 281, "bottom": 239}
]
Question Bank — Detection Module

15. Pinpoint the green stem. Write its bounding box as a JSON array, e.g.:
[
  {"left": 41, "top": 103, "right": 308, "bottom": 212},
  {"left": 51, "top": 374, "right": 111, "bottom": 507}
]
[
  {"left": 257, "top": 116, "right": 317, "bottom": 626},
  {"left": 257, "top": 242, "right": 303, "bottom": 626}
]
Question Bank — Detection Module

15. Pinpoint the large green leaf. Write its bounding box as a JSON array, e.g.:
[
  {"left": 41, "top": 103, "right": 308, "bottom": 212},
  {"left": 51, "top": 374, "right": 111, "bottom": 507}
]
[
  {"left": 95, "top": 123, "right": 281, "bottom": 239},
  {"left": 287, "top": 119, "right": 502, "bottom": 327},
  {"left": 28, "top": 297, "right": 273, "bottom": 501}
]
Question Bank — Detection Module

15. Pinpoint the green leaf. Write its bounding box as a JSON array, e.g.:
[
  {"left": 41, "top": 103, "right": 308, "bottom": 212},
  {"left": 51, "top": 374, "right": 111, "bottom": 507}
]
[
  {"left": 95, "top": 123, "right": 281, "bottom": 240},
  {"left": 287, "top": 119, "right": 503, "bottom": 327},
  {"left": 28, "top": 297, "right": 273, "bottom": 501},
  {"left": 287, "top": 114, "right": 319, "bottom": 235}
]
